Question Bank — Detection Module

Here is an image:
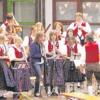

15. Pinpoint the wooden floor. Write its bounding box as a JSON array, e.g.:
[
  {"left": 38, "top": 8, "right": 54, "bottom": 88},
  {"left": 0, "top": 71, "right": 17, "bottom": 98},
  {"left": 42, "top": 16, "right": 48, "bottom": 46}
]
[
  {"left": 3, "top": 82, "right": 100, "bottom": 100},
  {"left": 20, "top": 92, "right": 100, "bottom": 100},
  {"left": 20, "top": 92, "right": 66, "bottom": 100},
  {"left": 32, "top": 96, "right": 66, "bottom": 100}
]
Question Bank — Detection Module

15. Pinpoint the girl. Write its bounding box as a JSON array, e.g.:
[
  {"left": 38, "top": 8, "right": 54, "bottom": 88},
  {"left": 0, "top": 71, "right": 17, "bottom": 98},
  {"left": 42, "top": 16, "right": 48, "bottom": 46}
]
[
  {"left": 30, "top": 33, "right": 45, "bottom": 97},
  {"left": 64, "top": 37, "right": 85, "bottom": 92},
  {"left": 8, "top": 36, "right": 31, "bottom": 92},
  {"left": 53, "top": 21, "right": 66, "bottom": 43},
  {"left": 0, "top": 35, "right": 15, "bottom": 90},
  {"left": 44, "top": 31, "right": 65, "bottom": 96}
]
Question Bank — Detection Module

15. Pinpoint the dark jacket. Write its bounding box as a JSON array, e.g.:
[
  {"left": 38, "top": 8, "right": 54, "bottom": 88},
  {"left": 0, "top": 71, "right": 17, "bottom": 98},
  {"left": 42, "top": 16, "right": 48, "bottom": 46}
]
[{"left": 30, "top": 42, "right": 42, "bottom": 63}]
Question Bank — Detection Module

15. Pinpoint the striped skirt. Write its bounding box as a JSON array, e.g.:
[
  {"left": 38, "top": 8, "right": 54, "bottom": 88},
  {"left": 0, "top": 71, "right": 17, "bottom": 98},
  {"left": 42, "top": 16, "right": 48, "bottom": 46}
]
[
  {"left": 12, "top": 61, "right": 31, "bottom": 92},
  {"left": 44, "top": 59, "right": 65, "bottom": 86}
]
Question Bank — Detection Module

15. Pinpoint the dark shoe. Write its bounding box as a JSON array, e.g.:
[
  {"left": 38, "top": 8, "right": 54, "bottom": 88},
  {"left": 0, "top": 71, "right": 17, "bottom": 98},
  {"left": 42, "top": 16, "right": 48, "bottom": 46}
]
[{"left": 51, "top": 92, "right": 58, "bottom": 96}]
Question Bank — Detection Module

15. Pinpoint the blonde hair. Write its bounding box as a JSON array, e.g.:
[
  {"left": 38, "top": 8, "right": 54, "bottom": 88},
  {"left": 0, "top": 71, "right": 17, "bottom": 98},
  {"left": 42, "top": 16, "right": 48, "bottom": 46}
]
[
  {"left": 35, "top": 22, "right": 44, "bottom": 33},
  {"left": 76, "top": 12, "right": 83, "bottom": 17},
  {"left": 14, "top": 36, "right": 22, "bottom": 44},
  {"left": 30, "top": 25, "right": 37, "bottom": 36},
  {"left": 0, "top": 35, "right": 5, "bottom": 41},
  {"left": 0, "top": 28, "right": 3, "bottom": 33},
  {"left": 49, "top": 30, "right": 57, "bottom": 41},
  {"left": 53, "top": 21, "right": 63, "bottom": 33},
  {"left": 0, "top": 35, "right": 5, "bottom": 44}
]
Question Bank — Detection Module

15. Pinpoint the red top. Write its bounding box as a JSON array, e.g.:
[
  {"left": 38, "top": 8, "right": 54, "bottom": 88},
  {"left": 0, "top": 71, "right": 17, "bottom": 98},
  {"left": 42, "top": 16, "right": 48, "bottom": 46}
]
[
  {"left": 13, "top": 47, "right": 23, "bottom": 58},
  {"left": 73, "top": 22, "right": 86, "bottom": 38},
  {"left": 48, "top": 41, "right": 59, "bottom": 52},
  {"left": 85, "top": 42, "right": 99, "bottom": 63},
  {"left": 67, "top": 43, "right": 78, "bottom": 57},
  {"left": 0, "top": 47, "right": 4, "bottom": 56}
]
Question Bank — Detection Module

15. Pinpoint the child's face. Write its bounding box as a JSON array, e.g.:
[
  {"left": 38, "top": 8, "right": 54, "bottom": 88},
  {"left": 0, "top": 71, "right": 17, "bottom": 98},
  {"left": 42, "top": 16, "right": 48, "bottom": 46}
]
[
  {"left": 68, "top": 30, "right": 73, "bottom": 37},
  {"left": 15, "top": 39, "right": 22, "bottom": 47},
  {"left": 39, "top": 35, "right": 45, "bottom": 44},
  {"left": 76, "top": 16, "right": 82, "bottom": 22},
  {"left": 51, "top": 34, "right": 56, "bottom": 41},
  {"left": 55, "top": 24, "right": 61, "bottom": 32}
]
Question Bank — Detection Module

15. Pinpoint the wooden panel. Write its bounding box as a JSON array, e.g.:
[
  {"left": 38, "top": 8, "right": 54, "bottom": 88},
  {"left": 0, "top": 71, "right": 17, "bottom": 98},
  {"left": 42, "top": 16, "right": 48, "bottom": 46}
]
[{"left": 61, "top": 92, "right": 100, "bottom": 100}]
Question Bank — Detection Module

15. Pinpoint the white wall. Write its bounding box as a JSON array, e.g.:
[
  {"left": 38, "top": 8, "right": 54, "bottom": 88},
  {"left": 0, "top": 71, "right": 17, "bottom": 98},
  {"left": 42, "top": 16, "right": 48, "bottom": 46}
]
[{"left": 45, "top": 0, "right": 52, "bottom": 31}]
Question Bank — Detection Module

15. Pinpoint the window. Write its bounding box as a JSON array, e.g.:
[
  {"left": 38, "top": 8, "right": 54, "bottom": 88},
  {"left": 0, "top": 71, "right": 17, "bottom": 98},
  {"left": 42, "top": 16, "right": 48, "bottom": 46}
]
[
  {"left": 56, "top": 2, "right": 77, "bottom": 20},
  {"left": 0, "top": 1, "right": 3, "bottom": 22},
  {"left": 13, "top": 0, "right": 45, "bottom": 37},
  {"left": 14, "top": 0, "right": 36, "bottom": 37},
  {"left": 0, "top": 0, "right": 7, "bottom": 24},
  {"left": 83, "top": 1, "right": 100, "bottom": 30},
  {"left": 53, "top": 0, "right": 100, "bottom": 31}
]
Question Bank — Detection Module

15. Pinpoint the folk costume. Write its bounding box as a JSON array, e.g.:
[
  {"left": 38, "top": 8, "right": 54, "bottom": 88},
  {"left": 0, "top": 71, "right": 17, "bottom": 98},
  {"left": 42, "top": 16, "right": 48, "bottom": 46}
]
[
  {"left": 8, "top": 45, "right": 31, "bottom": 91},
  {"left": 64, "top": 39, "right": 84, "bottom": 83},
  {"left": 44, "top": 39, "right": 65, "bottom": 95},
  {"left": 0, "top": 45, "right": 15, "bottom": 90}
]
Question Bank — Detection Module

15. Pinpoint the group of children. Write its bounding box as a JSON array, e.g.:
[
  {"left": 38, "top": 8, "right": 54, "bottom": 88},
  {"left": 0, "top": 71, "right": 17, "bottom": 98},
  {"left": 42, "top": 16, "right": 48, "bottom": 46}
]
[{"left": 0, "top": 12, "right": 100, "bottom": 97}]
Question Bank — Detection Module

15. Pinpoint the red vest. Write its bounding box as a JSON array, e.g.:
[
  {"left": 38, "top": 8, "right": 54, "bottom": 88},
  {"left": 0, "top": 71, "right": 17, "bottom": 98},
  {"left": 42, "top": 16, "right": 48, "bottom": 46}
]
[
  {"left": 13, "top": 47, "right": 23, "bottom": 58},
  {"left": 0, "top": 47, "right": 4, "bottom": 56},
  {"left": 48, "top": 41, "right": 59, "bottom": 52},
  {"left": 73, "top": 22, "right": 86, "bottom": 38},
  {"left": 67, "top": 43, "right": 78, "bottom": 57},
  {"left": 85, "top": 42, "right": 99, "bottom": 63}
]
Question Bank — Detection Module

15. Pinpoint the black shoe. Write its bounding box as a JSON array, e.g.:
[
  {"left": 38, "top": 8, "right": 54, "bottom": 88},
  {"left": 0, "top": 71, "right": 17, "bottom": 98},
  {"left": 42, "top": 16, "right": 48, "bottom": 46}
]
[{"left": 51, "top": 92, "right": 58, "bottom": 96}]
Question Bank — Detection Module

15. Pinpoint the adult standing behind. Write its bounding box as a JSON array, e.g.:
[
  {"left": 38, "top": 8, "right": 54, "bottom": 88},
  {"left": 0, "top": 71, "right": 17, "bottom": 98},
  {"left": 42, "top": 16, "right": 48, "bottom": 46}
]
[
  {"left": 29, "top": 33, "right": 45, "bottom": 97},
  {"left": 67, "top": 12, "right": 91, "bottom": 46}
]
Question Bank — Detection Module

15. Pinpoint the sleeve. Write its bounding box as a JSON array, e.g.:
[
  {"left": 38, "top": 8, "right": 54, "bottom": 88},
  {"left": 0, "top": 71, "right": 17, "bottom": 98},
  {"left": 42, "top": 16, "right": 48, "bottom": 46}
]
[
  {"left": 82, "top": 22, "right": 92, "bottom": 33},
  {"left": 44, "top": 41, "right": 49, "bottom": 54},
  {"left": 58, "top": 41, "right": 67, "bottom": 55},
  {"left": 23, "top": 36, "right": 29, "bottom": 47},
  {"left": 67, "top": 22, "right": 76, "bottom": 30},
  {"left": 8, "top": 47, "right": 16, "bottom": 61},
  {"left": 80, "top": 46, "right": 86, "bottom": 65},
  {"left": 97, "top": 41, "right": 100, "bottom": 54},
  {"left": 77, "top": 44, "right": 83, "bottom": 54}
]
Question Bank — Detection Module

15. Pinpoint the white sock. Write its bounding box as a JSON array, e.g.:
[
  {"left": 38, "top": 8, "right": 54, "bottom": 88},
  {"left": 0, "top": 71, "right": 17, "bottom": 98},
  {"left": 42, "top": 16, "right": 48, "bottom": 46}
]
[
  {"left": 54, "top": 86, "right": 59, "bottom": 94},
  {"left": 47, "top": 86, "right": 51, "bottom": 93}
]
